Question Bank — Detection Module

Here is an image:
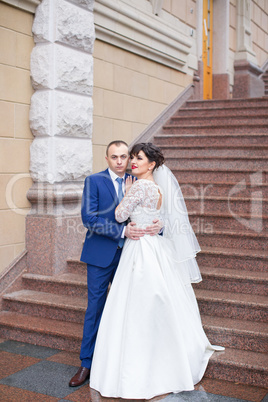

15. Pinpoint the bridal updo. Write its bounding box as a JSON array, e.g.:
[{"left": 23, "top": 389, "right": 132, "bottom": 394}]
[{"left": 129, "top": 142, "right": 165, "bottom": 172}]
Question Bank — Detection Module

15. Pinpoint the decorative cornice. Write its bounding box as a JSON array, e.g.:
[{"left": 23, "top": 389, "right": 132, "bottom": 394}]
[
  {"left": 94, "top": 0, "right": 193, "bottom": 72},
  {"left": 1, "top": 0, "right": 41, "bottom": 13}
]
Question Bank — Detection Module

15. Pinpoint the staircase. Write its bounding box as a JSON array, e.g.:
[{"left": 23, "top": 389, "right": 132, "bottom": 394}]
[
  {"left": 262, "top": 68, "right": 268, "bottom": 96},
  {"left": 154, "top": 97, "right": 268, "bottom": 388},
  {"left": 0, "top": 97, "right": 267, "bottom": 388}
]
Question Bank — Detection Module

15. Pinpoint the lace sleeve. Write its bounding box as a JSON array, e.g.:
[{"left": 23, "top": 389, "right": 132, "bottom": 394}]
[{"left": 115, "top": 180, "right": 144, "bottom": 222}]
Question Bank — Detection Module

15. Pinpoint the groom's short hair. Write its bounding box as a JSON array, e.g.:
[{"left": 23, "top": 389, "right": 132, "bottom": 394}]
[{"left": 106, "top": 140, "right": 128, "bottom": 156}]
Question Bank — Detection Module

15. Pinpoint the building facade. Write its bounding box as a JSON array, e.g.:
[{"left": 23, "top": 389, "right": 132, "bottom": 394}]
[{"left": 0, "top": 0, "right": 267, "bottom": 276}]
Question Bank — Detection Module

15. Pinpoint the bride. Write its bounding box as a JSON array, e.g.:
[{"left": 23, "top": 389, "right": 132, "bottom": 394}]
[{"left": 90, "top": 142, "right": 223, "bottom": 399}]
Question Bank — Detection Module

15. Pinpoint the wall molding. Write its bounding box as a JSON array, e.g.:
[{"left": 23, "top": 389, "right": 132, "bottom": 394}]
[
  {"left": 94, "top": 0, "right": 195, "bottom": 73},
  {"left": 1, "top": 0, "right": 41, "bottom": 13}
]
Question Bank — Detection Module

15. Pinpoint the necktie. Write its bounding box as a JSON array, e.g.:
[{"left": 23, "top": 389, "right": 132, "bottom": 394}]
[
  {"left": 116, "top": 177, "right": 124, "bottom": 203},
  {"left": 116, "top": 177, "right": 125, "bottom": 248}
]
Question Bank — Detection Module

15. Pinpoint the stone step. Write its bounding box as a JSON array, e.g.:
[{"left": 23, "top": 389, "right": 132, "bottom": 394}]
[
  {"left": 189, "top": 212, "right": 267, "bottom": 233},
  {"left": 0, "top": 311, "right": 266, "bottom": 389},
  {"left": 184, "top": 196, "right": 266, "bottom": 216},
  {"left": 154, "top": 133, "right": 268, "bottom": 147},
  {"left": 197, "top": 230, "right": 267, "bottom": 251},
  {"left": 176, "top": 106, "right": 268, "bottom": 117},
  {"left": 196, "top": 246, "right": 268, "bottom": 272},
  {"left": 2, "top": 290, "right": 87, "bottom": 324},
  {"left": 185, "top": 98, "right": 268, "bottom": 109},
  {"left": 195, "top": 267, "right": 268, "bottom": 296},
  {"left": 162, "top": 123, "right": 268, "bottom": 135},
  {"left": 0, "top": 311, "right": 82, "bottom": 352},
  {"left": 202, "top": 315, "right": 268, "bottom": 353},
  {"left": 22, "top": 272, "right": 87, "bottom": 297},
  {"left": 205, "top": 347, "right": 268, "bottom": 388},
  {"left": 180, "top": 180, "right": 268, "bottom": 198},
  {"left": 168, "top": 115, "right": 268, "bottom": 127},
  {"left": 165, "top": 157, "right": 268, "bottom": 171},
  {"left": 195, "top": 288, "right": 267, "bottom": 322},
  {"left": 68, "top": 245, "right": 268, "bottom": 275},
  {"left": 171, "top": 169, "right": 268, "bottom": 185},
  {"left": 67, "top": 258, "right": 87, "bottom": 276},
  {"left": 161, "top": 145, "right": 268, "bottom": 159}
]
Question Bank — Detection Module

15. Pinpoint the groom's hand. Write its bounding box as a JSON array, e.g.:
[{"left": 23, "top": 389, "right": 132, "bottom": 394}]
[
  {"left": 145, "top": 219, "right": 163, "bottom": 236},
  {"left": 125, "top": 222, "right": 146, "bottom": 240}
]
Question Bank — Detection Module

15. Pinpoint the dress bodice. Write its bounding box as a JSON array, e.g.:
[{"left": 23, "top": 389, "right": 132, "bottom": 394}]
[{"left": 115, "top": 179, "right": 161, "bottom": 227}]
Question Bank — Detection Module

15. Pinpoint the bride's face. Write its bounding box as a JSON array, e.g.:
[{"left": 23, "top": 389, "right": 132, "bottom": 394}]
[{"left": 130, "top": 151, "right": 155, "bottom": 178}]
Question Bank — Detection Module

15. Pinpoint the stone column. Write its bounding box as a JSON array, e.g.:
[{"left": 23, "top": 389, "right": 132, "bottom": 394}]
[
  {"left": 233, "top": 0, "right": 264, "bottom": 98},
  {"left": 26, "top": 0, "right": 95, "bottom": 275},
  {"left": 212, "top": 0, "right": 230, "bottom": 99}
]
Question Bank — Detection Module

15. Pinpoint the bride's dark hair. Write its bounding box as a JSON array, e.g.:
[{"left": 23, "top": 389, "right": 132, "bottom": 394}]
[{"left": 129, "top": 142, "right": 165, "bottom": 171}]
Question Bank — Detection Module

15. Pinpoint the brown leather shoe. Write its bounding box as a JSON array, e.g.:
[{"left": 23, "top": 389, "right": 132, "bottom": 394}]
[{"left": 69, "top": 366, "right": 90, "bottom": 387}]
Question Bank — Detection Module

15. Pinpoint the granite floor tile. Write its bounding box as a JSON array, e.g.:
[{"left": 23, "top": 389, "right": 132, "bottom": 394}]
[
  {"left": 47, "top": 351, "right": 81, "bottom": 367},
  {"left": 196, "top": 378, "right": 268, "bottom": 402},
  {"left": 164, "top": 390, "right": 249, "bottom": 401},
  {"left": 0, "top": 340, "right": 267, "bottom": 401},
  {"left": 0, "top": 351, "right": 40, "bottom": 380},
  {"left": 0, "top": 384, "right": 59, "bottom": 401},
  {"left": 64, "top": 384, "right": 92, "bottom": 401},
  {"left": 88, "top": 386, "right": 170, "bottom": 402},
  {"left": 0, "top": 360, "right": 80, "bottom": 399},
  {"left": 0, "top": 340, "right": 60, "bottom": 359}
]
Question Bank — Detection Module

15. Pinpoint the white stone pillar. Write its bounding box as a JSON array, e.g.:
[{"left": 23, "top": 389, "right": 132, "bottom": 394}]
[
  {"left": 26, "top": 0, "right": 95, "bottom": 275},
  {"left": 233, "top": 0, "right": 264, "bottom": 98},
  {"left": 212, "top": 0, "right": 230, "bottom": 99},
  {"left": 235, "top": 0, "right": 256, "bottom": 64}
]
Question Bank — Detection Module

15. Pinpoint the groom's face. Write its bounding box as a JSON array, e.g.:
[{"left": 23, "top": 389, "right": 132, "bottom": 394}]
[{"left": 106, "top": 144, "right": 129, "bottom": 177}]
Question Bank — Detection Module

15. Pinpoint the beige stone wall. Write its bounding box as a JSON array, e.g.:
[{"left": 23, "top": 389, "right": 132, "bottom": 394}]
[
  {"left": 0, "top": 3, "right": 34, "bottom": 274},
  {"left": 251, "top": 0, "right": 268, "bottom": 66},
  {"left": 92, "top": 40, "right": 192, "bottom": 173},
  {"left": 162, "top": 0, "right": 197, "bottom": 28}
]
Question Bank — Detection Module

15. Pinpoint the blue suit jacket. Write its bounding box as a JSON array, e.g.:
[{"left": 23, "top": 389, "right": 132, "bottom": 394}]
[{"left": 80, "top": 169, "right": 131, "bottom": 268}]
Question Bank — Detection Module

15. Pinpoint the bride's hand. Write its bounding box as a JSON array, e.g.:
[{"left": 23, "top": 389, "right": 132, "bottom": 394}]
[{"left": 125, "top": 176, "right": 136, "bottom": 195}]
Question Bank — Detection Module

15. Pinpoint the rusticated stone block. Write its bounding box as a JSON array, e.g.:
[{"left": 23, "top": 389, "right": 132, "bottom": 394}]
[
  {"left": 29, "top": 91, "right": 50, "bottom": 137},
  {"left": 56, "top": 0, "right": 94, "bottom": 52},
  {"left": 30, "top": 137, "right": 92, "bottom": 183},
  {"left": 31, "top": 43, "right": 93, "bottom": 94},
  {"left": 31, "top": 44, "right": 53, "bottom": 89},
  {"left": 69, "top": 0, "right": 94, "bottom": 11},
  {"left": 56, "top": 46, "right": 93, "bottom": 94},
  {"left": 55, "top": 92, "right": 93, "bottom": 138},
  {"left": 30, "top": 91, "right": 93, "bottom": 138},
  {"left": 33, "top": 0, "right": 94, "bottom": 52},
  {"left": 32, "top": 0, "right": 51, "bottom": 43}
]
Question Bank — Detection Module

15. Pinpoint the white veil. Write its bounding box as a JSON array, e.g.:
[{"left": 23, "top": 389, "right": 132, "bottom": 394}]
[{"left": 153, "top": 164, "right": 202, "bottom": 284}]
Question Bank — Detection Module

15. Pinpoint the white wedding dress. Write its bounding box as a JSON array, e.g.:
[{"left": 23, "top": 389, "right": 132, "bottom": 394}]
[{"left": 90, "top": 176, "right": 221, "bottom": 399}]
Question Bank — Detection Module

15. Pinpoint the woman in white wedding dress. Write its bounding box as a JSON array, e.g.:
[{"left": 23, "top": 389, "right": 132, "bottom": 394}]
[{"left": 90, "top": 143, "right": 223, "bottom": 399}]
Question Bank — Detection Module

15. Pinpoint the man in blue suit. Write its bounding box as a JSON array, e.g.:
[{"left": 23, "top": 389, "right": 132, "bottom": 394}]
[{"left": 69, "top": 140, "right": 161, "bottom": 387}]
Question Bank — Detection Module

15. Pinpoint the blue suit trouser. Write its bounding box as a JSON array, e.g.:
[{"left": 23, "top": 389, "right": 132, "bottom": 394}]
[{"left": 80, "top": 248, "right": 122, "bottom": 369}]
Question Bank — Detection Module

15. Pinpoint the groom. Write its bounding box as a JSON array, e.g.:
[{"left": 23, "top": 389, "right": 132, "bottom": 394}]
[{"left": 69, "top": 140, "right": 161, "bottom": 387}]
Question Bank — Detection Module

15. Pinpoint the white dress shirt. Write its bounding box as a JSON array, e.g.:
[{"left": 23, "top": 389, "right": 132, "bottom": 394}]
[{"left": 108, "top": 168, "right": 126, "bottom": 238}]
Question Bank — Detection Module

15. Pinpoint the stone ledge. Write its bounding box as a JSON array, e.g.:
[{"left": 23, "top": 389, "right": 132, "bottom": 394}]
[
  {"left": 94, "top": 0, "right": 194, "bottom": 73},
  {"left": 2, "top": 0, "right": 41, "bottom": 13}
]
